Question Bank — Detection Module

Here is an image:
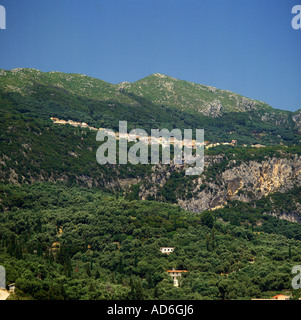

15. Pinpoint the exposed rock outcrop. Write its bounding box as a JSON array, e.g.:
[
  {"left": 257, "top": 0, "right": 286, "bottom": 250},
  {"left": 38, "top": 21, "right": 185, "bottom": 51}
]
[
  {"left": 137, "top": 155, "right": 301, "bottom": 223},
  {"left": 293, "top": 110, "right": 301, "bottom": 134}
]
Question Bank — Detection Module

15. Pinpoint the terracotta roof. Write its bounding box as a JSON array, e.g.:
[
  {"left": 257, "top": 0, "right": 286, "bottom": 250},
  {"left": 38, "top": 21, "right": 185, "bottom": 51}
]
[
  {"left": 167, "top": 270, "right": 188, "bottom": 273},
  {"left": 272, "top": 294, "right": 289, "bottom": 299}
]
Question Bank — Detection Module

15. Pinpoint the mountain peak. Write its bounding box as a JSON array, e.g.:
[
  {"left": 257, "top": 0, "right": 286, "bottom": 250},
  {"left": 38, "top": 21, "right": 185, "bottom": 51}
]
[
  {"left": 136, "top": 73, "right": 177, "bottom": 83},
  {"left": 152, "top": 73, "right": 172, "bottom": 78}
]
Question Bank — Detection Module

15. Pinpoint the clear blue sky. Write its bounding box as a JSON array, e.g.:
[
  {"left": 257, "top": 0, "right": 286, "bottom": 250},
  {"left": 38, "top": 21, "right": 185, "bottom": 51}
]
[{"left": 0, "top": 0, "right": 300, "bottom": 111}]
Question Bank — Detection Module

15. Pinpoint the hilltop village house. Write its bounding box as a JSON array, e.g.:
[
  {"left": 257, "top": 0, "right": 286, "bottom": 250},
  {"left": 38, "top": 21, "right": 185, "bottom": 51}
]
[
  {"left": 167, "top": 269, "right": 188, "bottom": 287},
  {"left": 50, "top": 117, "right": 98, "bottom": 131},
  {"left": 160, "top": 247, "right": 175, "bottom": 254},
  {"left": 252, "top": 294, "right": 292, "bottom": 301},
  {"left": 271, "top": 294, "right": 290, "bottom": 300},
  {"left": 50, "top": 117, "right": 242, "bottom": 150}
]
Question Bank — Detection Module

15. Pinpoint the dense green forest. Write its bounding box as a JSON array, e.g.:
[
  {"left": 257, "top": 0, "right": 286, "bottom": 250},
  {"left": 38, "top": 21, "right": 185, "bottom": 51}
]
[
  {"left": 0, "top": 69, "right": 300, "bottom": 301},
  {"left": 1, "top": 183, "right": 301, "bottom": 300}
]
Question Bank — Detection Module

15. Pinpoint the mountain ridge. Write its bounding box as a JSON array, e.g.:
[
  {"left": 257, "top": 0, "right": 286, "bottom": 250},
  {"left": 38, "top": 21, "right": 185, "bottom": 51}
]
[
  {"left": 1, "top": 67, "right": 300, "bottom": 146},
  {"left": 1, "top": 67, "right": 300, "bottom": 114}
]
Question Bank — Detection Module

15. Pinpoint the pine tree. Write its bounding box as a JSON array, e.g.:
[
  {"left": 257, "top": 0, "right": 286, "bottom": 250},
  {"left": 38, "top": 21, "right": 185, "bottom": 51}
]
[
  {"left": 95, "top": 269, "right": 100, "bottom": 280},
  {"left": 130, "top": 277, "right": 135, "bottom": 299},
  {"left": 211, "top": 227, "right": 216, "bottom": 250},
  {"left": 206, "top": 234, "right": 211, "bottom": 251},
  {"left": 65, "top": 256, "right": 72, "bottom": 277},
  {"left": 134, "top": 251, "right": 138, "bottom": 268},
  {"left": 15, "top": 243, "right": 23, "bottom": 259},
  {"left": 7, "top": 234, "right": 16, "bottom": 256},
  {"left": 146, "top": 273, "right": 154, "bottom": 289},
  {"left": 135, "top": 279, "right": 143, "bottom": 300},
  {"left": 118, "top": 256, "right": 124, "bottom": 273},
  {"left": 37, "top": 243, "right": 43, "bottom": 257},
  {"left": 86, "top": 262, "right": 91, "bottom": 277}
]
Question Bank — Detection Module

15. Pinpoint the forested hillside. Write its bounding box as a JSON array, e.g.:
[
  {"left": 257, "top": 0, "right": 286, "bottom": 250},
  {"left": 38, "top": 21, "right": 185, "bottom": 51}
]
[
  {"left": 1, "top": 183, "right": 301, "bottom": 300},
  {"left": 0, "top": 68, "right": 300, "bottom": 144},
  {"left": 0, "top": 68, "right": 300, "bottom": 300}
]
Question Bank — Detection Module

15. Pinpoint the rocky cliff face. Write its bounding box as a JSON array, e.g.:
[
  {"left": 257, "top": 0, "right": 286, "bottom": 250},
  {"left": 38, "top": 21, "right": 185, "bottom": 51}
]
[
  {"left": 293, "top": 110, "right": 301, "bottom": 134},
  {"left": 202, "top": 99, "right": 223, "bottom": 117},
  {"left": 268, "top": 209, "right": 301, "bottom": 224},
  {"left": 222, "top": 156, "right": 300, "bottom": 200},
  {"left": 136, "top": 154, "right": 301, "bottom": 223}
]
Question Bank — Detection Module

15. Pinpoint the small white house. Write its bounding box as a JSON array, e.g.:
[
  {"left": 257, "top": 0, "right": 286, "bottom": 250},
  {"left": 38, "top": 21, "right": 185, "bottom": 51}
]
[
  {"left": 8, "top": 283, "right": 15, "bottom": 293},
  {"left": 167, "top": 269, "right": 188, "bottom": 287},
  {"left": 160, "top": 247, "right": 175, "bottom": 254}
]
